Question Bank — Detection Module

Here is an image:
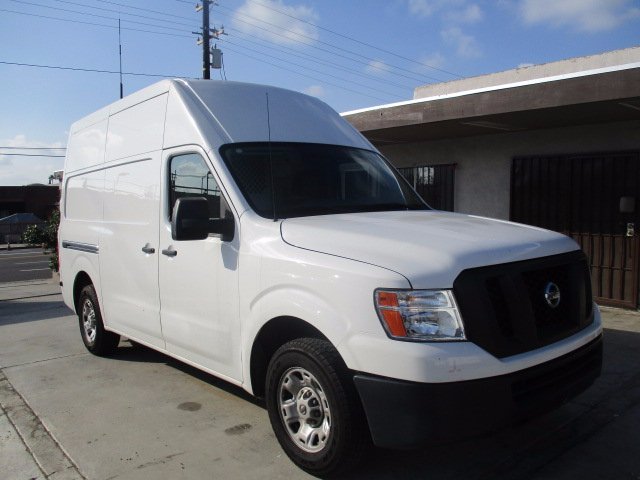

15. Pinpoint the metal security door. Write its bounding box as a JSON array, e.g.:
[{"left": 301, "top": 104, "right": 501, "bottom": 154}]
[
  {"left": 511, "top": 151, "right": 640, "bottom": 308},
  {"left": 398, "top": 164, "right": 455, "bottom": 211}
]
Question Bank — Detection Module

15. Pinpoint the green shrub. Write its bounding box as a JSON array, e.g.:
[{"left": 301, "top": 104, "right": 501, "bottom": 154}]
[
  {"left": 21, "top": 224, "right": 45, "bottom": 245},
  {"left": 44, "top": 209, "right": 60, "bottom": 272}
]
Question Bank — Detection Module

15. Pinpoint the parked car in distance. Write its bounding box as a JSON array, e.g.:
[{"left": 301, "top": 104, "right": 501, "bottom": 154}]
[{"left": 59, "top": 79, "right": 602, "bottom": 476}]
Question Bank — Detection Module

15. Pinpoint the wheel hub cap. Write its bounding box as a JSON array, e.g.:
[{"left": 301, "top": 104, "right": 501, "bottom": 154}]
[
  {"left": 82, "top": 299, "right": 97, "bottom": 344},
  {"left": 278, "top": 367, "right": 331, "bottom": 453}
]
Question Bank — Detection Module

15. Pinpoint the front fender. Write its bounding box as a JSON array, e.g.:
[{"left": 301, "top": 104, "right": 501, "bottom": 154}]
[{"left": 240, "top": 249, "right": 410, "bottom": 394}]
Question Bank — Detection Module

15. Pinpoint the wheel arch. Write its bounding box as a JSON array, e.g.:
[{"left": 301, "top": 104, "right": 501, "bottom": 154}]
[
  {"left": 72, "top": 271, "right": 94, "bottom": 314},
  {"left": 249, "top": 316, "right": 332, "bottom": 398}
]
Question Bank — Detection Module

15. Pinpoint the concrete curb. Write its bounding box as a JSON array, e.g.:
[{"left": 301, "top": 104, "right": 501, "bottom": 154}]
[
  {"left": 0, "top": 244, "right": 38, "bottom": 251},
  {"left": 0, "top": 371, "right": 85, "bottom": 480}
]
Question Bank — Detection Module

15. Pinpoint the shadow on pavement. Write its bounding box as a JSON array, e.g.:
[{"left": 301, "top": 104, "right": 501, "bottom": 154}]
[
  {"left": 110, "top": 341, "right": 263, "bottom": 407},
  {"left": 0, "top": 300, "right": 73, "bottom": 325}
]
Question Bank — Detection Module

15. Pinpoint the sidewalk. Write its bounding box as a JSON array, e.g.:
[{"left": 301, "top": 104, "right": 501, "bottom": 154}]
[
  {"left": 0, "top": 279, "right": 82, "bottom": 479},
  {"left": 0, "top": 278, "right": 61, "bottom": 302}
]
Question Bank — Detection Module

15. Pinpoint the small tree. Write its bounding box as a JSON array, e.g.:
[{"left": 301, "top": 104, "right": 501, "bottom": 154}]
[{"left": 21, "top": 224, "right": 45, "bottom": 246}]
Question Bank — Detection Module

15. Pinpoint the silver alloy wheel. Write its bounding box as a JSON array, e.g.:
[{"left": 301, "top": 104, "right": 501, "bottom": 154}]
[
  {"left": 82, "top": 298, "right": 97, "bottom": 344},
  {"left": 278, "top": 367, "right": 331, "bottom": 453}
]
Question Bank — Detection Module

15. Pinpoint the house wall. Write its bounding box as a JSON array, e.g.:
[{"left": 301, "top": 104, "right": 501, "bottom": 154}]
[{"left": 378, "top": 120, "right": 640, "bottom": 220}]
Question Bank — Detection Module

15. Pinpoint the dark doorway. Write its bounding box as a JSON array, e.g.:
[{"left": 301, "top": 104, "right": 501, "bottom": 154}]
[
  {"left": 511, "top": 151, "right": 640, "bottom": 308},
  {"left": 398, "top": 163, "right": 455, "bottom": 211}
]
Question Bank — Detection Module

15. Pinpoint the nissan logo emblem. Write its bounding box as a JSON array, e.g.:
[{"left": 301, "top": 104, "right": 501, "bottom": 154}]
[{"left": 544, "top": 282, "right": 561, "bottom": 309}]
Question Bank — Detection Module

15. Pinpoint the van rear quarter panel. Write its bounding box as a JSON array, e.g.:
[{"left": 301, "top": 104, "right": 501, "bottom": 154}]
[{"left": 60, "top": 169, "right": 104, "bottom": 312}]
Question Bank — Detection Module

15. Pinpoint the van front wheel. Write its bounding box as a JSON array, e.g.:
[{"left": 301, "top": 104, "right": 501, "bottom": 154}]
[
  {"left": 78, "top": 284, "right": 120, "bottom": 356},
  {"left": 265, "top": 338, "right": 368, "bottom": 476}
]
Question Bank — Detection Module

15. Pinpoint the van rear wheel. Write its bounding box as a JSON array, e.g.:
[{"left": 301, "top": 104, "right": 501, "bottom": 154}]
[
  {"left": 265, "top": 338, "right": 368, "bottom": 476},
  {"left": 78, "top": 284, "right": 120, "bottom": 356}
]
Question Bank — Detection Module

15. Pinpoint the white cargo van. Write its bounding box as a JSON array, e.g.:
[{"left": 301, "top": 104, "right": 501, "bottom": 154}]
[{"left": 60, "top": 79, "right": 602, "bottom": 475}]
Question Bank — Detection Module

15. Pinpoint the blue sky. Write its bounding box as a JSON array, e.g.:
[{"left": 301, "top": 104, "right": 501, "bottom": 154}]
[{"left": 1, "top": 0, "right": 639, "bottom": 185}]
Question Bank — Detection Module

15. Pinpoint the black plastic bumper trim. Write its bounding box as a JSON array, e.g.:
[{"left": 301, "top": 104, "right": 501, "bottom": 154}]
[{"left": 353, "top": 335, "right": 602, "bottom": 449}]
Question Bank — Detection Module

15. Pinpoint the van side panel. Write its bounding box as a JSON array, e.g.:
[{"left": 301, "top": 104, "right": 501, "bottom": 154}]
[
  {"left": 100, "top": 155, "right": 163, "bottom": 347},
  {"left": 105, "top": 94, "right": 168, "bottom": 162}
]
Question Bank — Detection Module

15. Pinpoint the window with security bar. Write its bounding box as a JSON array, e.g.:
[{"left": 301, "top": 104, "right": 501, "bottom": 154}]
[{"left": 398, "top": 164, "right": 455, "bottom": 211}]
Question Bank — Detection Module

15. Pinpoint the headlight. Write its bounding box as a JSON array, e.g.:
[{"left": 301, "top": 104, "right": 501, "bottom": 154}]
[{"left": 374, "top": 289, "right": 466, "bottom": 341}]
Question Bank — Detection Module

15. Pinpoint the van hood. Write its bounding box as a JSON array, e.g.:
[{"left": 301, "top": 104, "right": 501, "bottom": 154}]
[{"left": 280, "top": 211, "right": 579, "bottom": 288}]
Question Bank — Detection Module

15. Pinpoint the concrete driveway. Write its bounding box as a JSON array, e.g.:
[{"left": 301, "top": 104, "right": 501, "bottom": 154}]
[{"left": 1, "top": 281, "right": 640, "bottom": 479}]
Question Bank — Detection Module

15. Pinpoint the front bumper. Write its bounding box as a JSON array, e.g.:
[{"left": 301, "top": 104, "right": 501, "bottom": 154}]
[{"left": 353, "top": 335, "right": 602, "bottom": 449}]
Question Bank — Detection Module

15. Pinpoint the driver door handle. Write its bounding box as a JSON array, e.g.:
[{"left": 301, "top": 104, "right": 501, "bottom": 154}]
[
  {"left": 141, "top": 245, "right": 155, "bottom": 254},
  {"left": 162, "top": 248, "right": 177, "bottom": 257}
]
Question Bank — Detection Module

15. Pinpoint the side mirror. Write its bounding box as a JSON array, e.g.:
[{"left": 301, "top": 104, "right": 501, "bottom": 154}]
[
  {"left": 172, "top": 197, "right": 210, "bottom": 241},
  {"left": 210, "top": 216, "right": 235, "bottom": 242},
  {"left": 171, "top": 196, "right": 235, "bottom": 242}
]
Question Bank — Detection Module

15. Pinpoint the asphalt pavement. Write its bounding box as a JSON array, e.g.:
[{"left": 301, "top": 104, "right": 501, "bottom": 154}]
[
  {"left": 0, "top": 248, "right": 52, "bottom": 283},
  {"left": 1, "top": 281, "right": 640, "bottom": 479}
]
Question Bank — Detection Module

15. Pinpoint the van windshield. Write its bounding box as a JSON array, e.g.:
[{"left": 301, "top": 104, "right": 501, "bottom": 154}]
[{"left": 219, "top": 142, "right": 428, "bottom": 219}]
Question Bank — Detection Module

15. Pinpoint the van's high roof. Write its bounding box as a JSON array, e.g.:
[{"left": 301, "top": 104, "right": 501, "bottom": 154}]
[{"left": 65, "top": 79, "right": 371, "bottom": 174}]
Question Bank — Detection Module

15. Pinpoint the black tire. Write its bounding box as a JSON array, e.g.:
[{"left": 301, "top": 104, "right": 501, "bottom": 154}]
[
  {"left": 266, "top": 338, "right": 369, "bottom": 477},
  {"left": 78, "top": 284, "right": 120, "bottom": 356}
]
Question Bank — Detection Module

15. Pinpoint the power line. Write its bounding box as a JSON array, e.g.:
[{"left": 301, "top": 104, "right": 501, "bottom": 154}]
[
  {"left": 226, "top": 31, "right": 415, "bottom": 91},
  {"left": 215, "top": 3, "right": 447, "bottom": 83},
  {"left": 10, "top": 1, "right": 415, "bottom": 96},
  {"left": 223, "top": 39, "right": 402, "bottom": 98},
  {"left": 0, "top": 60, "right": 189, "bottom": 78},
  {"left": 243, "top": 0, "right": 461, "bottom": 78},
  {"left": 221, "top": 44, "right": 389, "bottom": 103},
  {"left": 5, "top": 3, "right": 413, "bottom": 102},
  {"left": 96, "top": 0, "right": 198, "bottom": 23},
  {"left": 0, "top": 146, "right": 66, "bottom": 150},
  {"left": 9, "top": 0, "right": 197, "bottom": 33},
  {"left": 1, "top": 8, "right": 193, "bottom": 38},
  {"left": 51, "top": 0, "right": 197, "bottom": 27},
  {"left": 0, "top": 153, "right": 65, "bottom": 157},
  {"left": 214, "top": 8, "right": 435, "bottom": 85}
]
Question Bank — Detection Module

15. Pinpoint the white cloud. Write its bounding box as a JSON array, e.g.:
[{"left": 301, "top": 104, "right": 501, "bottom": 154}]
[
  {"left": 407, "top": 0, "right": 483, "bottom": 22},
  {"left": 456, "top": 4, "right": 483, "bottom": 23},
  {"left": 407, "top": 0, "right": 439, "bottom": 17},
  {"left": 303, "top": 85, "right": 325, "bottom": 97},
  {"left": 231, "top": 0, "right": 319, "bottom": 46},
  {"left": 441, "top": 27, "right": 481, "bottom": 58},
  {"left": 520, "top": 0, "right": 640, "bottom": 32},
  {"left": 415, "top": 52, "right": 446, "bottom": 72},
  {"left": 365, "top": 60, "right": 391, "bottom": 75},
  {"left": 0, "top": 134, "right": 65, "bottom": 186}
]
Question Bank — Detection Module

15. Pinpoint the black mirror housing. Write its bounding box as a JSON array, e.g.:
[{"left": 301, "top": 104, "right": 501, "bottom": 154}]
[
  {"left": 211, "top": 216, "right": 234, "bottom": 242},
  {"left": 172, "top": 197, "right": 210, "bottom": 241},
  {"left": 172, "top": 196, "right": 236, "bottom": 242}
]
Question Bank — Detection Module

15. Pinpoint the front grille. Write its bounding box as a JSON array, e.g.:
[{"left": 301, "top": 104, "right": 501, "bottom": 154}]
[{"left": 453, "top": 250, "right": 593, "bottom": 358}]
